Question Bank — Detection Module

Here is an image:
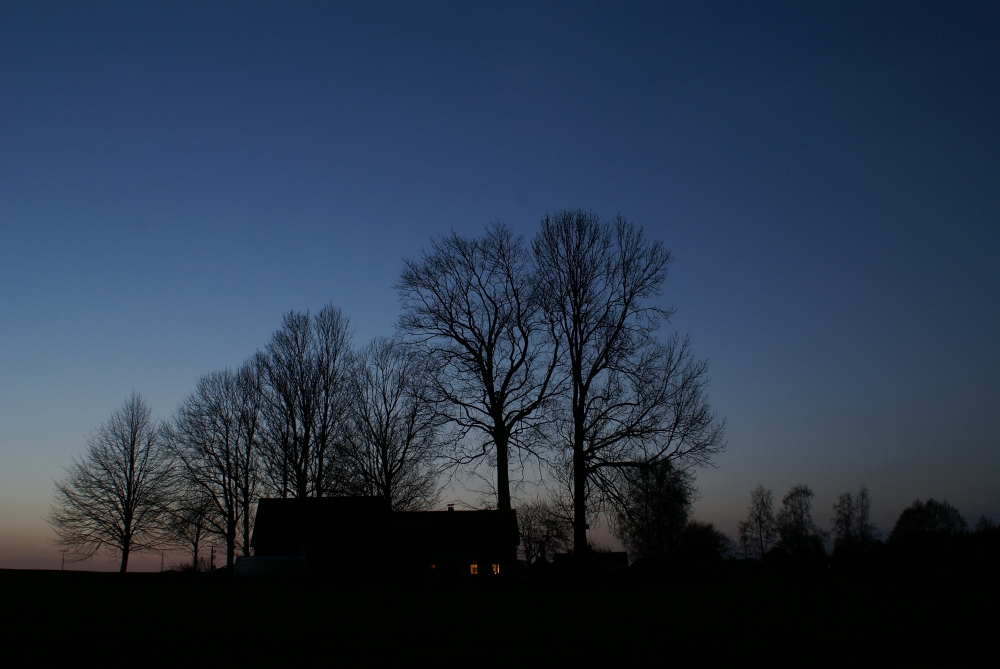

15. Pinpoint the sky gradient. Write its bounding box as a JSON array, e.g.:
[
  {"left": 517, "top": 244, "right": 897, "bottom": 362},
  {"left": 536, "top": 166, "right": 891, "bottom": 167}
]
[{"left": 1, "top": 1, "right": 997, "bottom": 569}]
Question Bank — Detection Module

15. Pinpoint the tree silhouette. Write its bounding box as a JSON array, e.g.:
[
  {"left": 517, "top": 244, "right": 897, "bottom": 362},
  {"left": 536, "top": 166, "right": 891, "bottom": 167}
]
[
  {"left": 517, "top": 498, "right": 571, "bottom": 564},
  {"left": 340, "top": 337, "right": 442, "bottom": 511},
  {"left": 611, "top": 462, "right": 693, "bottom": 560},
  {"left": 890, "top": 498, "right": 967, "bottom": 540},
  {"left": 260, "top": 304, "right": 353, "bottom": 498},
  {"left": 775, "top": 484, "right": 825, "bottom": 558},
  {"left": 738, "top": 485, "right": 777, "bottom": 560},
  {"left": 676, "top": 521, "right": 732, "bottom": 564},
  {"left": 533, "top": 210, "right": 725, "bottom": 551},
  {"left": 167, "top": 484, "right": 213, "bottom": 570},
  {"left": 831, "top": 485, "right": 879, "bottom": 552},
  {"left": 49, "top": 393, "right": 174, "bottom": 572},
  {"left": 397, "top": 223, "right": 558, "bottom": 512},
  {"left": 167, "top": 361, "right": 263, "bottom": 567},
  {"left": 233, "top": 358, "right": 265, "bottom": 560},
  {"left": 888, "top": 498, "right": 968, "bottom": 571}
]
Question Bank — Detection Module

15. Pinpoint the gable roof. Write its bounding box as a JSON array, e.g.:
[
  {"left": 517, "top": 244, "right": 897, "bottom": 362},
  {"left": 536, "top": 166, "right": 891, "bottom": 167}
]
[
  {"left": 251, "top": 496, "right": 386, "bottom": 557},
  {"left": 249, "top": 497, "right": 518, "bottom": 567},
  {"left": 389, "top": 510, "right": 519, "bottom": 561}
]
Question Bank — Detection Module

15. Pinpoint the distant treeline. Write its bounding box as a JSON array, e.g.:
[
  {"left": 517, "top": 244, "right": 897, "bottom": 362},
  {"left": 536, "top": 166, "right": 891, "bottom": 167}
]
[
  {"left": 524, "top": 464, "right": 999, "bottom": 575},
  {"left": 736, "top": 483, "right": 999, "bottom": 572}
]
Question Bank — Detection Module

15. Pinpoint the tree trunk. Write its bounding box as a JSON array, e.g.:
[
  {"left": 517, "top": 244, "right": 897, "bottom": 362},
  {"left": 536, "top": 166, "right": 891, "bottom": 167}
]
[
  {"left": 495, "top": 429, "right": 517, "bottom": 568},
  {"left": 573, "top": 437, "right": 588, "bottom": 553},
  {"left": 495, "top": 429, "right": 511, "bottom": 512},
  {"left": 227, "top": 521, "right": 237, "bottom": 567},
  {"left": 242, "top": 500, "right": 252, "bottom": 556},
  {"left": 119, "top": 545, "right": 130, "bottom": 573},
  {"left": 297, "top": 463, "right": 309, "bottom": 499},
  {"left": 382, "top": 443, "right": 393, "bottom": 513}
]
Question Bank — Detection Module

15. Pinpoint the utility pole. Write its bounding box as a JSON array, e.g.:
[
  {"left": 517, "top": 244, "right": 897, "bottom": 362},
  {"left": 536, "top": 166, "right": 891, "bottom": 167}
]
[
  {"left": 210, "top": 545, "right": 215, "bottom": 571},
  {"left": 160, "top": 550, "right": 165, "bottom": 573},
  {"left": 60, "top": 549, "right": 67, "bottom": 571}
]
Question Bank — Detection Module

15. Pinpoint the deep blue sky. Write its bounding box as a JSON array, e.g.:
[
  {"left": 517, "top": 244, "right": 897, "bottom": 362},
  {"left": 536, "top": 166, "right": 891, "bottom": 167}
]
[{"left": 1, "top": 1, "right": 997, "bottom": 568}]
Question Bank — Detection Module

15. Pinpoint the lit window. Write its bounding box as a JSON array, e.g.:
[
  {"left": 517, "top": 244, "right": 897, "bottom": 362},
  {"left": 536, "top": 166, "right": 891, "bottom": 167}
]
[
  {"left": 430, "top": 564, "right": 436, "bottom": 570},
  {"left": 492, "top": 563, "right": 500, "bottom": 575},
  {"left": 469, "top": 564, "right": 478, "bottom": 575}
]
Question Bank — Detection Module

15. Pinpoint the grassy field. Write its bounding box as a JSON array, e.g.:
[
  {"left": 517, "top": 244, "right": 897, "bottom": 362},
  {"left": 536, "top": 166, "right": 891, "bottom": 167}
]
[{"left": 1, "top": 567, "right": 993, "bottom": 664}]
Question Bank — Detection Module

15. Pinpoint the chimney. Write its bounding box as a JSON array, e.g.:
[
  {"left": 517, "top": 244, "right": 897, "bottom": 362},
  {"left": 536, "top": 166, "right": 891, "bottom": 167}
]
[{"left": 447, "top": 504, "right": 455, "bottom": 512}]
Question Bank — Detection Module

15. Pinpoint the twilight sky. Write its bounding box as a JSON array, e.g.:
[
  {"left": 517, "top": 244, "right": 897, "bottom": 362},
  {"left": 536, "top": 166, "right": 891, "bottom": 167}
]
[{"left": 1, "top": 1, "right": 997, "bottom": 569}]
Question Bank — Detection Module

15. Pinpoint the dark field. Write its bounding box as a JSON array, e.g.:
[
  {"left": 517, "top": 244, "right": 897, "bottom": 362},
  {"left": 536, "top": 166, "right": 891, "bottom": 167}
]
[{"left": 2, "top": 568, "right": 994, "bottom": 665}]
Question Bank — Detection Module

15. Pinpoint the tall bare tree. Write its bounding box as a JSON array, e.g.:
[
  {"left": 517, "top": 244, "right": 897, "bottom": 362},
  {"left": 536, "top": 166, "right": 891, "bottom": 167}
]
[
  {"left": 831, "top": 492, "right": 857, "bottom": 549},
  {"left": 234, "top": 357, "right": 264, "bottom": 555},
  {"left": 832, "top": 485, "right": 879, "bottom": 551},
  {"left": 340, "top": 337, "right": 442, "bottom": 511},
  {"left": 260, "top": 304, "right": 353, "bottom": 498},
  {"left": 167, "top": 483, "right": 214, "bottom": 571},
  {"left": 397, "top": 223, "right": 558, "bottom": 512},
  {"left": 533, "top": 210, "right": 725, "bottom": 551},
  {"left": 49, "top": 393, "right": 174, "bottom": 572},
  {"left": 168, "top": 359, "right": 264, "bottom": 568},
  {"left": 169, "top": 369, "right": 241, "bottom": 567},
  {"left": 738, "top": 485, "right": 777, "bottom": 560},
  {"left": 776, "top": 484, "right": 826, "bottom": 557}
]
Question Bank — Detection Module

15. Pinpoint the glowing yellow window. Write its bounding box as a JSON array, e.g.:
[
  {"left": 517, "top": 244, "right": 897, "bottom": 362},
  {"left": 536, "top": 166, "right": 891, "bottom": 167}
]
[
  {"left": 492, "top": 563, "right": 500, "bottom": 575},
  {"left": 469, "top": 564, "right": 478, "bottom": 575}
]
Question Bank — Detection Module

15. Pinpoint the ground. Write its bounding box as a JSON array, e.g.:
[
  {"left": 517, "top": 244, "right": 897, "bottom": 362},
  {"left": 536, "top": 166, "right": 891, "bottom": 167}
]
[{"left": 1, "top": 567, "right": 993, "bottom": 664}]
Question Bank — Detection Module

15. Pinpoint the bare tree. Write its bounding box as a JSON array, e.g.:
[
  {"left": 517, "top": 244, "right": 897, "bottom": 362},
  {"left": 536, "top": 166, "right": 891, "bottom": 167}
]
[
  {"left": 168, "top": 359, "right": 264, "bottom": 568},
  {"left": 397, "top": 223, "right": 558, "bottom": 512},
  {"left": 234, "top": 357, "right": 264, "bottom": 555},
  {"left": 611, "top": 462, "right": 694, "bottom": 560},
  {"left": 167, "top": 484, "right": 214, "bottom": 570},
  {"left": 974, "top": 515, "right": 995, "bottom": 533},
  {"left": 49, "top": 393, "right": 174, "bottom": 572},
  {"left": 831, "top": 492, "right": 857, "bottom": 549},
  {"left": 776, "top": 484, "right": 826, "bottom": 557},
  {"left": 533, "top": 210, "right": 725, "bottom": 551},
  {"left": 169, "top": 369, "right": 242, "bottom": 567},
  {"left": 260, "top": 304, "right": 353, "bottom": 498},
  {"left": 517, "top": 498, "right": 571, "bottom": 564},
  {"left": 340, "top": 337, "right": 442, "bottom": 511},
  {"left": 738, "top": 485, "right": 777, "bottom": 560},
  {"left": 831, "top": 485, "right": 879, "bottom": 552}
]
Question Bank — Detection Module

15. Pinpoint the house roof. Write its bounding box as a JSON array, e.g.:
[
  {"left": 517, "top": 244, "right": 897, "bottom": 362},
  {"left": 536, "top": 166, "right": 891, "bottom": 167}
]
[
  {"left": 251, "top": 496, "right": 386, "bottom": 556},
  {"left": 250, "top": 497, "right": 519, "bottom": 563},
  {"left": 389, "top": 509, "right": 519, "bottom": 560}
]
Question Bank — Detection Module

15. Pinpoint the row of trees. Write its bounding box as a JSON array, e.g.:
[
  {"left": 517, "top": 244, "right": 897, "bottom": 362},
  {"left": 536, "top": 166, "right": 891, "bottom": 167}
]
[
  {"left": 51, "top": 326, "right": 445, "bottom": 572},
  {"left": 398, "top": 213, "right": 726, "bottom": 552},
  {"left": 737, "top": 484, "right": 880, "bottom": 560},
  {"left": 739, "top": 484, "right": 832, "bottom": 560},
  {"left": 603, "top": 474, "right": 991, "bottom": 568},
  {"left": 737, "top": 483, "right": 990, "bottom": 563},
  {"left": 50, "top": 211, "right": 728, "bottom": 571}
]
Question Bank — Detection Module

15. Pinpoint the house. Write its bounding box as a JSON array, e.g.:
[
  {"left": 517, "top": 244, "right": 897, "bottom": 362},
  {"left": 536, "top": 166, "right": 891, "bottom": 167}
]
[
  {"left": 388, "top": 505, "right": 519, "bottom": 577},
  {"left": 235, "top": 497, "right": 519, "bottom": 578}
]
